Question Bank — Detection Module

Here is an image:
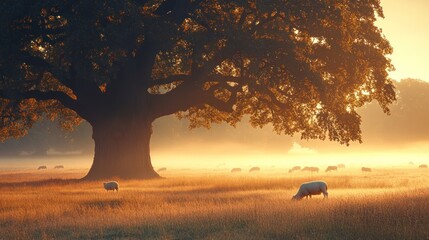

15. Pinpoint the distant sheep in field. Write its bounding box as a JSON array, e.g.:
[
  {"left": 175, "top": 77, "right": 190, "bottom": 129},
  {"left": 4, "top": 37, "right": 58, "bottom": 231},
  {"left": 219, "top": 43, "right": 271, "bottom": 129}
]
[
  {"left": 54, "top": 165, "right": 64, "bottom": 169},
  {"left": 301, "top": 167, "right": 310, "bottom": 172},
  {"left": 419, "top": 164, "right": 428, "bottom": 169},
  {"left": 157, "top": 167, "right": 167, "bottom": 172},
  {"left": 231, "top": 168, "right": 241, "bottom": 173},
  {"left": 337, "top": 164, "right": 346, "bottom": 168},
  {"left": 361, "top": 167, "right": 372, "bottom": 172},
  {"left": 292, "top": 181, "right": 328, "bottom": 200},
  {"left": 288, "top": 166, "right": 301, "bottom": 173},
  {"left": 325, "top": 166, "right": 338, "bottom": 172},
  {"left": 291, "top": 166, "right": 301, "bottom": 171},
  {"left": 302, "top": 166, "right": 319, "bottom": 173},
  {"left": 37, "top": 166, "right": 47, "bottom": 170},
  {"left": 103, "top": 181, "right": 119, "bottom": 192},
  {"left": 249, "top": 167, "right": 260, "bottom": 172}
]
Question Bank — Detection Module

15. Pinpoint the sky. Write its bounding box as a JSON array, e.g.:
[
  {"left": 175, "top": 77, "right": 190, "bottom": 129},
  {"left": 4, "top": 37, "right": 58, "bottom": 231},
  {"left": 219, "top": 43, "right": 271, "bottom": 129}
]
[{"left": 377, "top": 0, "right": 429, "bottom": 82}]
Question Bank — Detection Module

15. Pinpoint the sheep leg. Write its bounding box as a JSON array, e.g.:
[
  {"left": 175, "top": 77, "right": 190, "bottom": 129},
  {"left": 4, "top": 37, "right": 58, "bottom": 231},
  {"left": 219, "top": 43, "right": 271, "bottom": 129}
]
[{"left": 323, "top": 192, "right": 328, "bottom": 199}]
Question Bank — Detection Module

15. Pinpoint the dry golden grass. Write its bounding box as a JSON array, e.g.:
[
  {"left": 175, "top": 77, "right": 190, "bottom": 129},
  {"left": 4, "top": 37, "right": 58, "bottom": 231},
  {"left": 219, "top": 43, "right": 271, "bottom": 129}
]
[{"left": 0, "top": 168, "right": 428, "bottom": 239}]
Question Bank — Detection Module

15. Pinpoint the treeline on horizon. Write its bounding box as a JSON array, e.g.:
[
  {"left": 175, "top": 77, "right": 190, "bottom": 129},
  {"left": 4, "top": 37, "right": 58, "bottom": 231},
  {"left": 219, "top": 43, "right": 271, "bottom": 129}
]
[{"left": 0, "top": 78, "right": 428, "bottom": 157}]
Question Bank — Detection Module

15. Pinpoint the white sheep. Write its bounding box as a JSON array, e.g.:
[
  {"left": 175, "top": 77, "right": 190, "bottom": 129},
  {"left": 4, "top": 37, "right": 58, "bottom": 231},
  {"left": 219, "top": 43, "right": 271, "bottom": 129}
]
[
  {"left": 292, "top": 181, "right": 328, "bottom": 200},
  {"left": 103, "top": 181, "right": 119, "bottom": 192}
]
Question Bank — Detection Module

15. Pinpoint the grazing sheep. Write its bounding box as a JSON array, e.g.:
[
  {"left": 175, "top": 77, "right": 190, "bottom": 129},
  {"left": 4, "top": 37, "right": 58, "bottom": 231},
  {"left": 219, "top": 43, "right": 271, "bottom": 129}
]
[
  {"left": 103, "top": 181, "right": 119, "bottom": 192},
  {"left": 302, "top": 166, "right": 319, "bottom": 173},
  {"left": 157, "top": 167, "right": 167, "bottom": 172},
  {"left": 231, "top": 168, "right": 241, "bottom": 173},
  {"left": 54, "top": 165, "right": 64, "bottom": 169},
  {"left": 419, "top": 164, "right": 428, "bottom": 169},
  {"left": 37, "top": 166, "right": 47, "bottom": 170},
  {"left": 249, "top": 167, "right": 260, "bottom": 172},
  {"left": 292, "top": 181, "right": 328, "bottom": 200},
  {"left": 361, "top": 167, "right": 372, "bottom": 172},
  {"left": 289, "top": 166, "right": 301, "bottom": 173},
  {"left": 291, "top": 166, "right": 301, "bottom": 171},
  {"left": 325, "top": 166, "right": 338, "bottom": 172},
  {"left": 337, "top": 164, "right": 346, "bottom": 168}
]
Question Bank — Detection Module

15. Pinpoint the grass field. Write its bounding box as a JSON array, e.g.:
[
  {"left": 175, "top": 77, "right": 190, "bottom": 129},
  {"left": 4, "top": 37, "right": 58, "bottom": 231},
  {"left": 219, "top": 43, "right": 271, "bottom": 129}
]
[{"left": 0, "top": 167, "right": 428, "bottom": 239}]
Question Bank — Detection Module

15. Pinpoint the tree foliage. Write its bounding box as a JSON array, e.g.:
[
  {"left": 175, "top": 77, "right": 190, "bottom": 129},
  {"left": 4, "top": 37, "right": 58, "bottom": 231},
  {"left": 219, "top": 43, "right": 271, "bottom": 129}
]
[{"left": 1, "top": 0, "right": 395, "bottom": 145}]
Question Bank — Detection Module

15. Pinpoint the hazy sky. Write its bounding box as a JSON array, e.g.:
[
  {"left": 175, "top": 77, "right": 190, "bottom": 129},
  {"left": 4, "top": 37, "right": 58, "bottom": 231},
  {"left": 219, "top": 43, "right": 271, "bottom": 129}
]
[{"left": 377, "top": 0, "right": 429, "bottom": 81}]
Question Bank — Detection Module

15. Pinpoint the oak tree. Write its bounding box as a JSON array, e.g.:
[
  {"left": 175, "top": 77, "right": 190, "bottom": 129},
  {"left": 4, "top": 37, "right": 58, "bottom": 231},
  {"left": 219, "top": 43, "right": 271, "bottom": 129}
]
[{"left": 0, "top": 0, "right": 395, "bottom": 179}]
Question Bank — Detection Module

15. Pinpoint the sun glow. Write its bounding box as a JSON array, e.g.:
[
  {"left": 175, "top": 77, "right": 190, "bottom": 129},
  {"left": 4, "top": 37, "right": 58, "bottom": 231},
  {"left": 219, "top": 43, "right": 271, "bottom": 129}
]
[{"left": 377, "top": 0, "right": 429, "bottom": 82}]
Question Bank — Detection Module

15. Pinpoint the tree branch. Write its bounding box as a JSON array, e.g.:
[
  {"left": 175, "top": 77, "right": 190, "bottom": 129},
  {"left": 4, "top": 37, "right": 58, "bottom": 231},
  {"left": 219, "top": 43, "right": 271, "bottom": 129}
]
[
  {"left": 0, "top": 89, "right": 79, "bottom": 112},
  {"left": 148, "top": 74, "right": 193, "bottom": 87},
  {"left": 19, "top": 52, "right": 74, "bottom": 90},
  {"left": 149, "top": 76, "right": 241, "bottom": 119},
  {"left": 209, "top": 74, "right": 245, "bottom": 84},
  {"left": 206, "top": 83, "right": 240, "bottom": 113},
  {"left": 195, "top": 43, "right": 236, "bottom": 77},
  {"left": 20, "top": 52, "right": 104, "bottom": 106},
  {"left": 253, "top": 83, "right": 291, "bottom": 110},
  {"left": 148, "top": 73, "right": 244, "bottom": 88}
]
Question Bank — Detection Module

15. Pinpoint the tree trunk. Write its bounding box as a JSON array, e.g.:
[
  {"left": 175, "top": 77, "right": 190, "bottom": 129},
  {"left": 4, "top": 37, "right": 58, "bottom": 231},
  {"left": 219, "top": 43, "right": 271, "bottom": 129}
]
[{"left": 82, "top": 117, "right": 160, "bottom": 180}]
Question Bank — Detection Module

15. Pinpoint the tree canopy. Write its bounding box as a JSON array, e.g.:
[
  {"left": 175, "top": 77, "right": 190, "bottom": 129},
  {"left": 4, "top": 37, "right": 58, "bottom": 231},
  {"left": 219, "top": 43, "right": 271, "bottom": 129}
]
[{"left": 0, "top": 0, "right": 396, "bottom": 178}]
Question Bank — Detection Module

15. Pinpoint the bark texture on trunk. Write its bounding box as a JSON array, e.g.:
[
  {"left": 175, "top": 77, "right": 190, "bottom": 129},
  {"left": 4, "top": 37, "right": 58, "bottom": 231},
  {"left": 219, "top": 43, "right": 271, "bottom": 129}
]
[{"left": 83, "top": 117, "right": 160, "bottom": 180}]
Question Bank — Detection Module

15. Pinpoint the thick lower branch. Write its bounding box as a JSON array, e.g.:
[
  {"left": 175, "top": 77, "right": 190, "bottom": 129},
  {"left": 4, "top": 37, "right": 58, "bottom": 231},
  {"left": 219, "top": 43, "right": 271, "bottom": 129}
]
[{"left": 149, "top": 80, "right": 238, "bottom": 118}]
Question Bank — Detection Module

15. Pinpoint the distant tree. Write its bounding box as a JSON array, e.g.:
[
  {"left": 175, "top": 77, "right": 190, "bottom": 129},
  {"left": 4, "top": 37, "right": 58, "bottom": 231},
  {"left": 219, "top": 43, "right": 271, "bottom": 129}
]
[{"left": 0, "top": 0, "right": 395, "bottom": 179}]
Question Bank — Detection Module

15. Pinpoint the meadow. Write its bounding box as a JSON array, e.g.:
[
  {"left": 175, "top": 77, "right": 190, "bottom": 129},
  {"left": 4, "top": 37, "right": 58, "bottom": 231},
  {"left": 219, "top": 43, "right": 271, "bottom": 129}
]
[{"left": 0, "top": 167, "right": 428, "bottom": 239}]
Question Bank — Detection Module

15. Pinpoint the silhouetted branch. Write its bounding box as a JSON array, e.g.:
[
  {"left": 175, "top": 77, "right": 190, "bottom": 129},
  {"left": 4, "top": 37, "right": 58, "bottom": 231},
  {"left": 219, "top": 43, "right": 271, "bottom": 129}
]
[
  {"left": 148, "top": 74, "right": 193, "bottom": 87},
  {"left": 0, "top": 89, "right": 79, "bottom": 111},
  {"left": 148, "top": 74, "right": 244, "bottom": 88}
]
